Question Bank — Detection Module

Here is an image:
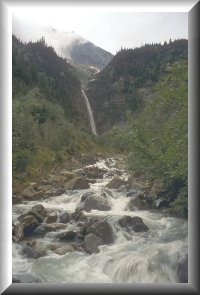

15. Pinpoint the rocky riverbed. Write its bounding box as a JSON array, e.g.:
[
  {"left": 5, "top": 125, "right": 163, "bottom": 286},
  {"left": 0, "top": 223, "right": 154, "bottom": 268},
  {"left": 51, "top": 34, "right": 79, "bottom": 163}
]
[{"left": 12, "top": 157, "right": 188, "bottom": 283}]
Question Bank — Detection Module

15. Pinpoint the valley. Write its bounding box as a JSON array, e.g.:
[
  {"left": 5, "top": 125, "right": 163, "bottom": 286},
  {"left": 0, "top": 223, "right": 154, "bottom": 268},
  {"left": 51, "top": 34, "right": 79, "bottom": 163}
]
[{"left": 12, "top": 33, "right": 188, "bottom": 284}]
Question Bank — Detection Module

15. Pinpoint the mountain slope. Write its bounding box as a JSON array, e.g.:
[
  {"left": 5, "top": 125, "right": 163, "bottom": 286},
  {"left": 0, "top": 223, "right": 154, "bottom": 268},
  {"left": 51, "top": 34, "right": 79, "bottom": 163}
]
[
  {"left": 58, "top": 30, "right": 113, "bottom": 70},
  {"left": 86, "top": 39, "right": 188, "bottom": 133},
  {"left": 99, "top": 58, "right": 188, "bottom": 217},
  {"left": 13, "top": 35, "right": 89, "bottom": 127},
  {"left": 12, "top": 35, "right": 101, "bottom": 189}
]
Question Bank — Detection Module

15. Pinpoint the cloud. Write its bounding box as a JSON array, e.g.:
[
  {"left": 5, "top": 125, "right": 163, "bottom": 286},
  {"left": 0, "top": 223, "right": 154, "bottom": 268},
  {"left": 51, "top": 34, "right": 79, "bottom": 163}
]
[{"left": 12, "top": 11, "right": 187, "bottom": 55}]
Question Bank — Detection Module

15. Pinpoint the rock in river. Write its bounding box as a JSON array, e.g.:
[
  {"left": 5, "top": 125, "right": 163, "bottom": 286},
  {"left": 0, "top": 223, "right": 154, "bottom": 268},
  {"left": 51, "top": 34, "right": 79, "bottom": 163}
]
[
  {"left": 118, "top": 215, "right": 149, "bottom": 232},
  {"left": 84, "top": 233, "right": 104, "bottom": 254},
  {"left": 90, "top": 220, "right": 114, "bottom": 244},
  {"left": 65, "top": 177, "right": 90, "bottom": 190},
  {"left": 106, "top": 176, "right": 128, "bottom": 189},
  {"left": 76, "top": 194, "right": 111, "bottom": 212}
]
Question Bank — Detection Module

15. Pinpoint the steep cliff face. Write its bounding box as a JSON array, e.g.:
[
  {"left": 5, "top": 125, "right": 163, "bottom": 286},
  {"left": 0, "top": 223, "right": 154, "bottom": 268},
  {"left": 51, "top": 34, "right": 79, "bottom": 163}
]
[
  {"left": 86, "top": 39, "right": 188, "bottom": 134},
  {"left": 12, "top": 35, "right": 89, "bottom": 130}
]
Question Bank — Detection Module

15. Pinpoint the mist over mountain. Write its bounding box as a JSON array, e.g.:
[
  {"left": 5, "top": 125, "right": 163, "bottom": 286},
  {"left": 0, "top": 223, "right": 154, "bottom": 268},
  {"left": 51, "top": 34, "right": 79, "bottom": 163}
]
[{"left": 12, "top": 19, "right": 113, "bottom": 85}]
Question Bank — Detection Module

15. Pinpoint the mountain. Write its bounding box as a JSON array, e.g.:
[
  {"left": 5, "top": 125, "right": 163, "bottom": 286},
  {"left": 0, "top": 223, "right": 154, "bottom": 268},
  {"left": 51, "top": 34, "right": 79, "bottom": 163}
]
[
  {"left": 85, "top": 39, "right": 188, "bottom": 134},
  {"left": 57, "top": 31, "right": 113, "bottom": 70},
  {"left": 47, "top": 29, "right": 113, "bottom": 85},
  {"left": 12, "top": 20, "right": 113, "bottom": 86}
]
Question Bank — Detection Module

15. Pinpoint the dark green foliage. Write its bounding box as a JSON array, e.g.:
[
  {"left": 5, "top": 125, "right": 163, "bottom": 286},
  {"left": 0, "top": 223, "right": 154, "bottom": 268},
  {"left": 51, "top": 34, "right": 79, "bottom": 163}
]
[
  {"left": 86, "top": 39, "right": 188, "bottom": 133},
  {"left": 12, "top": 35, "right": 86, "bottom": 122},
  {"left": 12, "top": 35, "right": 100, "bottom": 185},
  {"left": 100, "top": 60, "right": 188, "bottom": 217}
]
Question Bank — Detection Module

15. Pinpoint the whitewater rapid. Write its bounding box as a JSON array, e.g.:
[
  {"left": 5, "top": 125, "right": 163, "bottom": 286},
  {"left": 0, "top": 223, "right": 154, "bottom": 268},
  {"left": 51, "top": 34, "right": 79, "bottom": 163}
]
[{"left": 12, "top": 158, "right": 188, "bottom": 283}]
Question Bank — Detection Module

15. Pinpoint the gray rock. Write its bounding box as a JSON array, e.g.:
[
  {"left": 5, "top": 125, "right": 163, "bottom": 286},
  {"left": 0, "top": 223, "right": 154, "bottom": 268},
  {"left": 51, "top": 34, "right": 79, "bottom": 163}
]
[
  {"left": 33, "top": 223, "right": 67, "bottom": 236},
  {"left": 81, "top": 166, "right": 107, "bottom": 179},
  {"left": 71, "top": 210, "right": 87, "bottom": 222},
  {"left": 126, "top": 190, "right": 138, "bottom": 197},
  {"left": 126, "top": 194, "right": 146, "bottom": 211},
  {"left": 65, "top": 177, "right": 90, "bottom": 190},
  {"left": 106, "top": 176, "right": 127, "bottom": 189},
  {"left": 14, "top": 215, "right": 39, "bottom": 242},
  {"left": 21, "top": 185, "right": 44, "bottom": 200},
  {"left": 90, "top": 220, "right": 114, "bottom": 244},
  {"left": 46, "top": 212, "right": 58, "bottom": 223},
  {"left": 59, "top": 211, "right": 71, "bottom": 223},
  {"left": 54, "top": 245, "right": 75, "bottom": 255},
  {"left": 19, "top": 243, "right": 46, "bottom": 259},
  {"left": 118, "top": 215, "right": 149, "bottom": 232},
  {"left": 77, "top": 195, "right": 111, "bottom": 212},
  {"left": 55, "top": 230, "right": 77, "bottom": 241},
  {"left": 29, "top": 204, "right": 48, "bottom": 223},
  {"left": 84, "top": 233, "right": 103, "bottom": 253},
  {"left": 81, "top": 191, "right": 95, "bottom": 202}
]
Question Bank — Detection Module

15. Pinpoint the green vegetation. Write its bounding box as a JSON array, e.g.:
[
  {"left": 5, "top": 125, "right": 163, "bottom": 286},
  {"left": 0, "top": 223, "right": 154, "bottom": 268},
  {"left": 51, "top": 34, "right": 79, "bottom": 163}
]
[
  {"left": 99, "top": 60, "right": 188, "bottom": 218},
  {"left": 12, "top": 36, "right": 104, "bottom": 192},
  {"left": 87, "top": 39, "right": 188, "bottom": 133},
  {"left": 13, "top": 35, "right": 188, "bottom": 218}
]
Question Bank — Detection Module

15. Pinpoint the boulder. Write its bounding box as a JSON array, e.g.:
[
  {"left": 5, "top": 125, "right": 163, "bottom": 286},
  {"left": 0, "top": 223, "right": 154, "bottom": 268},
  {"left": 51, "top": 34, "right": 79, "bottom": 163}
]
[
  {"left": 84, "top": 233, "right": 103, "bottom": 254},
  {"left": 48, "top": 188, "right": 66, "bottom": 197},
  {"left": 126, "top": 194, "right": 146, "bottom": 211},
  {"left": 34, "top": 184, "right": 51, "bottom": 193},
  {"left": 90, "top": 220, "right": 114, "bottom": 244},
  {"left": 59, "top": 211, "right": 71, "bottom": 223},
  {"left": 65, "top": 177, "right": 90, "bottom": 190},
  {"left": 81, "top": 166, "right": 107, "bottom": 179},
  {"left": 29, "top": 204, "right": 48, "bottom": 223},
  {"left": 80, "top": 191, "right": 95, "bottom": 202},
  {"left": 118, "top": 215, "right": 149, "bottom": 232},
  {"left": 33, "top": 223, "right": 67, "bottom": 236},
  {"left": 106, "top": 176, "right": 127, "bottom": 189},
  {"left": 14, "top": 215, "right": 39, "bottom": 242},
  {"left": 21, "top": 185, "right": 44, "bottom": 200},
  {"left": 77, "top": 195, "right": 111, "bottom": 212},
  {"left": 55, "top": 230, "right": 77, "bottom": 241},
  {"left": 71, "top": 210, "right": 87, "bottom": 222},
  {"left": 46, "top": 212, "right": 58, "bottom": 223},
  {"left": 19, "top": 243, "right": 46, "bottom": 259},
  {"left": 126, "top": 190, "right": 138, "bottom": 197},
  {"left": 54, "top": 245, "right": 75, "bottom": 255}
]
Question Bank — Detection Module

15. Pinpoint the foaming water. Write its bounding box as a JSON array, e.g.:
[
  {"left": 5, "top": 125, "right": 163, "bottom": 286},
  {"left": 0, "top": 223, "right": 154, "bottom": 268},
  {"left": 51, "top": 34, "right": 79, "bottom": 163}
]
[{"left": 12, "top": 157, "right": 188, "bottom": 283}]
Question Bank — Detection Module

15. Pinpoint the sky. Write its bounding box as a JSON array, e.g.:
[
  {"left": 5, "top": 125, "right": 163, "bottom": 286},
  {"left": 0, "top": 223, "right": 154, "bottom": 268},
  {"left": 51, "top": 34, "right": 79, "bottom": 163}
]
[{"left": 12, "top": 7, "right": 188, "bottom": 55}]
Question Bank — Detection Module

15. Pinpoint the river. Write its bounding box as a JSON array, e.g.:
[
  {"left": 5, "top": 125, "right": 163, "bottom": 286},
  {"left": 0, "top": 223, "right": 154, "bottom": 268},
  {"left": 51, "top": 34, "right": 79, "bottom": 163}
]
[{"left": 12, "top": 157, "right": 188, "bottom": 283}]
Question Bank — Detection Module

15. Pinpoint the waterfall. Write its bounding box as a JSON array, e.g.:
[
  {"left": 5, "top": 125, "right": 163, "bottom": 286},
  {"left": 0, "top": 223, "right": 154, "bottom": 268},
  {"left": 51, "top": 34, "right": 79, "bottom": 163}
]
[{"left": 82, "top": 90, "right": 97, "bottom": 136}]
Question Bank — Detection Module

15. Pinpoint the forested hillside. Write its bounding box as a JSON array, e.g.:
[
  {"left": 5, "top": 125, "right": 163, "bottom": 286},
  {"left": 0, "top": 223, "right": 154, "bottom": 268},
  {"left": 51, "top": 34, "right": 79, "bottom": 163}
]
[
  {"left": 99, "top": 59, "right": 188, "bottom": 217},
  {"left": 86, "top": 39, "right": 188, "bottom": 133},
  {"left": 12, "top": 35, "right": 101, "bottom": 192}
]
